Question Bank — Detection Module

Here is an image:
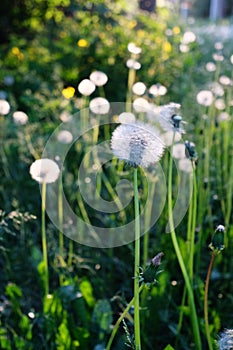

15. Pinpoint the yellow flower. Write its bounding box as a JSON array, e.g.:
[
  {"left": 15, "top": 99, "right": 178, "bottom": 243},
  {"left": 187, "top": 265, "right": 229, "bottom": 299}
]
[
  {"left": 77, "top": 39, "right": 89, "bottom": 48},
  {"left": 62, "top": 86, "right": 75, "bottom": 99},
  {"left": 162, "top": 41, "right": 172, "bottom": 53},
  {"left": 173, "top": 26, "right": 181, "bottom": 35},
  {"left": 128, "top": 20, "right": 137, "bottom": 29},
  {"left": 12, "top": 47, "right": 20, "bottom": 55}
]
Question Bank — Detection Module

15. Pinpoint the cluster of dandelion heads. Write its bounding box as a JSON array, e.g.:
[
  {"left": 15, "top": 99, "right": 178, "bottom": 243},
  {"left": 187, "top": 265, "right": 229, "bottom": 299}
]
[
  {"left": 30, "top": 159, "right": 60, "bottom": 184},
  {"left": 217, "top": 329, "right": 233, "bottom": 350},
  {"left": 159, "top": 103, "right": 185, "bottom": 134},
  {"left": 111, "top": 121, "right": 165, "bottom": 168}
]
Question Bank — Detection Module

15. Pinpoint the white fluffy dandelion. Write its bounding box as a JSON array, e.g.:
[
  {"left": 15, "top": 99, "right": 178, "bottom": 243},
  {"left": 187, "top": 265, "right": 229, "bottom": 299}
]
[
  {"left": 57, "top": 130, "right": 73, "bottom": 144},
  {"left": 0, "top": 99, "right": 10, "bottom": 115},
  {"left": 132, "top": 82, "right": 146, "bottom": 96},
  {"left": 30, "top": 159, "right": 60, "bottom": 184},
  {"left": 127, "top": 42, "right": 142, "bottom": 55},
  {"left": 159, "top": 103, "right": 185, "bottom": 134},
  {"left": 196, "top": 90, "right": 214, "bottom": 106},
  {"left": 78, "top": 79, "right": 95, "bottom": 96},
  {"left": 111, "top": 122, "right": 165, "bottom": 168},
  {"left": 13, "top": 111, "right": 28, "bottom": 125},
  {"left": 218, "top": 329, "right": 233, "bottom": 350},
  {"left": 89, "top": 97, "right": 110, "bottom": 114},
  {"left": 90, "top": 71, "right": 108, "bottom": 86}
]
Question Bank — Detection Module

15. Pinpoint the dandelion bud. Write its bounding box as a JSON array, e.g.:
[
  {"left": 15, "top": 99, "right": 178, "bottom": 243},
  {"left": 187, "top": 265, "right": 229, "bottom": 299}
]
[
  {"left": 185, "top": 140, "right": 198, "bottom": 163},
  {"left": 139, "top": 252, "right": 164, "bottom": 286},
  {"left": 209, "top": 225, "right": 225, "bottom": 254}
]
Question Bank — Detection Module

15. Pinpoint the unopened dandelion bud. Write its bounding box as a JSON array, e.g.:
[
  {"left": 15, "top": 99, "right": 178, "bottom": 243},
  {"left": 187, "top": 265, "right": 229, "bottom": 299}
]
[
  {"left": 172, "top": 114, "right": 182, "bottom": 129},
  {"left": 209, "top": 225, "right": 225, "bottom": 253},
  {"left": 139, "top": 252, "right": 164, "bottom": 286},
  {"left": 185, "top": 140, "right": 198, "bottom": 163}
]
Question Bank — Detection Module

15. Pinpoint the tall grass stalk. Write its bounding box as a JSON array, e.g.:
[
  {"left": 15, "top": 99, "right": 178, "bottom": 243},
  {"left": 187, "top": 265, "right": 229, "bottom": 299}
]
[
  {"left": 168, "top": 135, "right": 201, "bottom": 350},
  {"left": 41, "top": 181, "right": 49, "bottom": 296},
  {"left": 133, "top": 167, "right": 141, "bottom": 350}
]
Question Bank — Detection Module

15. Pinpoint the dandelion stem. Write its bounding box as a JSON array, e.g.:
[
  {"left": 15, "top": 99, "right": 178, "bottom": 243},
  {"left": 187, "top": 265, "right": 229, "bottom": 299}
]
[
  {"left": 106, "top": 285, "right": 144, "bottom": 350},
  {"left": 133, "top": 167, "right": 141, "bottom": 350},
  {"left": 204, "top": 253, "right": 216, "bottom": 350},
  {"left": 41, "top": 181, "right": 49, "bottom": 296},
  {"left": 58, "top": 174, "right": 64, "bottom": 285},
  {"left": 168, "top": 134, "right": 201, "bottom": 350}
]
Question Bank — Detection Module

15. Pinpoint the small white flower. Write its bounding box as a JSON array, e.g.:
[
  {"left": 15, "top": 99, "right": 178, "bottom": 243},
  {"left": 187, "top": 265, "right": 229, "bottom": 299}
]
[
  {"left": 126, "top": 59, "right": 141, "bottom": 70},
  {"left": 90, "top": 71, "right": 108, "bottom": 86},
  {"left": 57, "top": 130, "right": 73, "bottom": 144},
  {"left": 89, "top": 97, "right": 110, "bottom": 114},
  {"left": 133, "top": 98, "right": 150, "bottom": 113},
  {"left": 205, "top": 62, "right": 216, "bottom": 72},
  {"left": 0, "top": 99, "right": 10, "bottom": 115},
  {"left": 218, "top": 112, "right": 229, "bottom": 122},
  {"left": 111, "top": 122, "right": 165, "bottom": 168},
  {"left": 132, "top": 82, "right": 146, "bottom": 96},
  {"left": 127, "top": 42, "right": 142, "bottom": 55},
  {"left": 30, "top": 159, "right": 60, "bottom": 184},
  {"left": 118, "top": 112, "right": 136, "bottom": 124},
  {"left": 78, "top": 79, "right": 95, "bottom": 96},
  {"left": 13, "top": 111, "right": 28, "bottom": 125},
  {"left": 196, "top": 90, "right": 214, "bottom": 106},
  {"left": 218, "top": 329, "right": 233, "bottom": 350},
  {"left": 159, "top": 103, "right": 185, "bottom": 133},
  {"left": 210, "top": 83, "right": 224, "bottom": 97},
  {"left": 149, "top": 84, "right": 167, "bottom": 97}
]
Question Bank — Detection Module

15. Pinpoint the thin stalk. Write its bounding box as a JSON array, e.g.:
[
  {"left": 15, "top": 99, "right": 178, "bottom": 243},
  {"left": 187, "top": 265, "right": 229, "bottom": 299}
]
[
  {"left": 106, "top": 285, "right": 144, "bottom": 350},
  {"left": 168, "top": 136, "right": 201, "bottom": 350},
  {"left": 58, "top": 174, "right": 64, "bottom": 285},
  {"left": 204, "top": 253, "right": 216, "bottom": 350},
  {"left": 133, "top": 167, "right": 141, "bottom": 350},
  {"left": 41, "top": 181, "right": 49, "bottom": 296}
]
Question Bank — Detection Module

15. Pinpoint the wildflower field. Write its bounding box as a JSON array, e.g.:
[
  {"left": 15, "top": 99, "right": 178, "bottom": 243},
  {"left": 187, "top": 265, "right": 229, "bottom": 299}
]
[{"left": 0, "top": 1, "right": 233, "bottom": 349}]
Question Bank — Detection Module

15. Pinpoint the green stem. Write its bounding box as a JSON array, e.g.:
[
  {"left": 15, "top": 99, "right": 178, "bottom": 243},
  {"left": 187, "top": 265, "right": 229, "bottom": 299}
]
[
  {"left": 106, "top": 285, "right": 144, "bottom": 350},
  {"left": 58, "top": 174, "right": 64, "bottom": 285},
  {"left": 168, "top": 135, "right": 201, "bottom": 350},
  {"left": 133, "top": 167, "right": 141, "bottom": 350},
  {"left": 204, "top": 253, "right": 215, "bottom": 350},
  {"left": 41, "top": 181, "right": 49, "bottom": 296}
]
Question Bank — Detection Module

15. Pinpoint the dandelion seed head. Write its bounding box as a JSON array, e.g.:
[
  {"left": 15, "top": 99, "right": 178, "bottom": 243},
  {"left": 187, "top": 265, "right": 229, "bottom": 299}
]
[
  {"left": 196, "top": 90, "right": 214, "bottom": 106},
  {"left": 149, "top": 84, "right": 167, "bottom": 97},
  {"left": 132, "top": 82, "right": 146, "bottom": 96},
  {"left": 111, "top": 121, "right": 165, "bottom": 168},
  {"left": 133, "top": 97, "right": 150, "bottom": 113},
  {"left": 57, "top": 130, "right": 73, "bottom": 144},
  {"left": 219, "top": 75, "right": 232, "bottom": 86},
  {"left": 126, "top": 59, "right": 141, "bottom": 70},
  {"left": 215, "top": 98, "right": 225, "bottom": 110},
  {"left": 13, "top": 111, "right": 28, "bottom": 125},
  {"left": 179, "top": 44, "right": 190, "bottom": 53},
  {"left": 159, "top": 103, "right": 184, "bottom": 133},
  {"left": 78, "top": 79, "right": 95, "bottom": 96},
  {"left": 161, "top": 131, "right": 181, "bottom": 146},
  {"left": 118, "top": 112, "right": 136, "bottom": 124},
  {"left": 59, "top": 111, "right": 72, "bottom": 123},
  {"left": 172, "top": 143, "right": 186, "bottom": 159},
  {"left": 30, "top": 159, "right": 60, "bottom": 184},
  {"left": 90, "top": 71, "right": 108, "bottom": 86},
  {"left": 127, "top": 42, "right": 142, "bottom": 55},
  {"left": 205, "top": 62, "right": 216, "bottom": 72},
  {"left": 213, "top": 53, "right": 224, "bottom": 62},
  {"left": 0, "top": 99, "right": 10, "bottom": 115},
  {"left": 89, "top": 97, "right": 110, "bottom": 114},
  {"left": 181, "top": 31, "right": 196, "bottom": 44}
]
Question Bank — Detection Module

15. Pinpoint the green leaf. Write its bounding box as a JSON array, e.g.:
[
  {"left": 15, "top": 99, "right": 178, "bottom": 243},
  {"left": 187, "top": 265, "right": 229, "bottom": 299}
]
[
  {"left": 79, "top": 278, "right": 95, "bottom": 308},
  {"left": 92, "top": 299, "right": 113, "bottom": 337},
  {"left": 163, "top": 345, "right": 175, "bottom": 350}
]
